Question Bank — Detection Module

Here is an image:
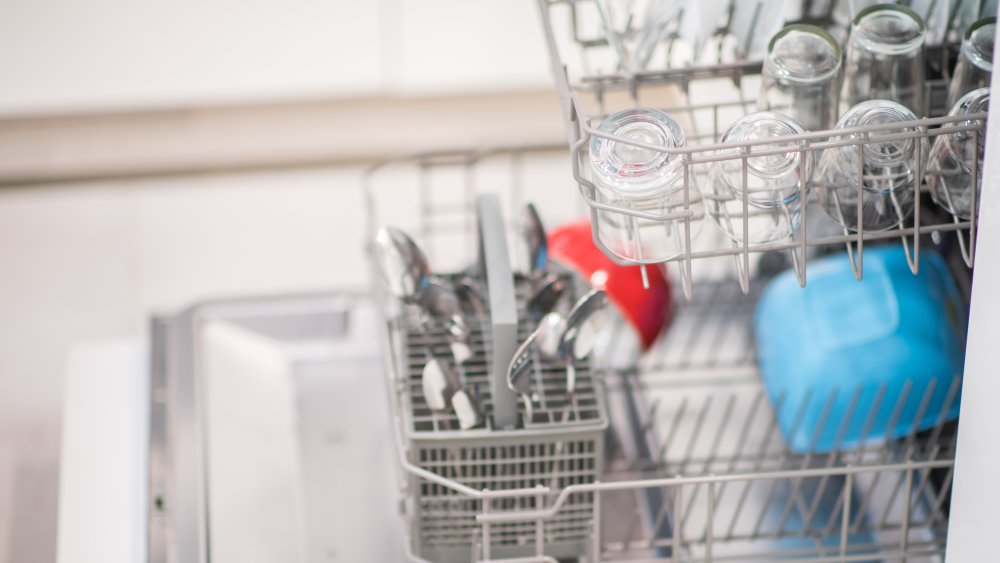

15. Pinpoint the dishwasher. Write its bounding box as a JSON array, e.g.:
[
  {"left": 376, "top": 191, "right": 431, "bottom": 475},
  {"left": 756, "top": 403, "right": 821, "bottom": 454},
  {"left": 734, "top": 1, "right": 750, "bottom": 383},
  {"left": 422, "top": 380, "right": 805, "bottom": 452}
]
[{"left": 147, "top": 2, "right": 996, "bottom": 562}]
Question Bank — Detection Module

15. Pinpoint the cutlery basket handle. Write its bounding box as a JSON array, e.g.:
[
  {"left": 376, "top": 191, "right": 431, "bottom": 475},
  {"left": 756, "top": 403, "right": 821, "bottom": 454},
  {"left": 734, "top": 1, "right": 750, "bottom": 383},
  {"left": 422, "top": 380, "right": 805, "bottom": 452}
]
[{"left": 476, "top": 193, "right": 520, "bottom": 429}]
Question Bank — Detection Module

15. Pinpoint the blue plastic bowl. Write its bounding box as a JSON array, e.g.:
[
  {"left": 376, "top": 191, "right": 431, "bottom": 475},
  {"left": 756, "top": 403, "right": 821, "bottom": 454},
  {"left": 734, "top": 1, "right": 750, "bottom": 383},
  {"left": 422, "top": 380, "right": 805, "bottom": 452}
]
[{"left": 754, "top": 246, "right": 966, "bottom": 453}]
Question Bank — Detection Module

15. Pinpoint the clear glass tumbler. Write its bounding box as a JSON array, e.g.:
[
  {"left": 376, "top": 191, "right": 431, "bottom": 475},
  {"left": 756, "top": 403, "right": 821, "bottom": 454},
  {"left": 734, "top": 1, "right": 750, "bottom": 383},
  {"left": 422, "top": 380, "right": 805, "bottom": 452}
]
[
  {"left": 707, "top": 112, "right": 812, "bottom": 244},
  {"left": 947, "top": 17, "right": 995, "bottom": 107},
  {"left": 758, "top": 24, "right": 842, "bottom": 132},
  {"left": 927, "top": 87, "right": 991, "bottom": 219},
  {"left": 589, "top": 107, "right": 702, "bottom": 263},
  {"left": 840, "top": 5, "right": 927, "bottom": 117},
  {"left": 817, "top": 100, "right": 929, "bottom": 232}
]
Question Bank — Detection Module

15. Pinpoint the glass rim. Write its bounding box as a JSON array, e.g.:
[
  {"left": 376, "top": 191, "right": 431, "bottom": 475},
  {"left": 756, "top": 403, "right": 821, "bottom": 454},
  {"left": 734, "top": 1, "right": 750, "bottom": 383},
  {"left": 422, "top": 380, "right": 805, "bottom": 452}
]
[
  {"left": 965, "top": 16, "right": 997, "bottom": 41},
  {"left": 768, "top": 24, "right": 842, "bottom": 59},
  {"left": 766, "top": 24, "right": 842, "bottom": 83},
  {"left": 852, "top": 4, "right": 926, "bottom": 33},
  {"left": 850, "top": 4, "right": 926, "bottom": 55},
  {"left": 962, "top": 16, "right": 996, "bottom": 71}
]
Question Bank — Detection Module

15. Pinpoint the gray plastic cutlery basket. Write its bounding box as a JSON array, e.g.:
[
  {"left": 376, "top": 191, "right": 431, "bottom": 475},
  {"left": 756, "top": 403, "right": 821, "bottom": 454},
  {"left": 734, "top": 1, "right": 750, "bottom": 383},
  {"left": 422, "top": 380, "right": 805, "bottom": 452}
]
[{"left": 370, "top": 190, "right": 608, "bottom": 562}]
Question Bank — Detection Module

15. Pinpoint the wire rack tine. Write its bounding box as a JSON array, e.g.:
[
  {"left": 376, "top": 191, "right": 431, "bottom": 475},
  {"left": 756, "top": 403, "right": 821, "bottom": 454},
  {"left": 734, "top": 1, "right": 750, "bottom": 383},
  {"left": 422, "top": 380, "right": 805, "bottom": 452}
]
[
  {"left": 906, "top": 126, "right": 925, "bottom": 274},
  {"left": 678, "top": 395, "right": 715, "bottom": 475},
  {"left": 927, "top": 466, "right": 956, "bottom": 528},
  {"left": 681, "top": 157, "right": 694, "bottom": 300},
  {"left": 847, "top": 380, "right": 914, "bottom": 534},
  {"left": 876, "top": 380, "right": 940, "bottom": 530},
  {"left": 773, "top": 389, "right": 840, "bottom": 536},
  {"left": 750, "top": 390, "right": 814, "bottom": 538},
  {"left": 710, "top": 390, "right": 766, "bottom": 524},
  {"left": 850, "top": 384, "right": 890, "bottom": 464},
  {"left": 672, "top": 485, "right": 683, "bottom": 562},
  {"left": 683, "top": 395, "right": 738, "bottom": 535},
  {"left": 675, "top": 395, "right": 718, "bottom": 533},
  {"left": 659, "top": 397, "right": 690, "bottom": 463},
  {"left": 853, "top": 138, "right": 866, "bottom": 280},
  {"left": 794, "top": 143, "right": 810, "bottom": 287},
  {"left": 797, "top": 390, "right": 864, "bottom": 536},
  {"left": 739, "top": 152, "right": 751, "bottom": 294},
  {"left": 840, "top": 472, "right": 853, "bottom": 561},
  {"left": 965, "top": 126, "right": 981, "bottom": 266}
]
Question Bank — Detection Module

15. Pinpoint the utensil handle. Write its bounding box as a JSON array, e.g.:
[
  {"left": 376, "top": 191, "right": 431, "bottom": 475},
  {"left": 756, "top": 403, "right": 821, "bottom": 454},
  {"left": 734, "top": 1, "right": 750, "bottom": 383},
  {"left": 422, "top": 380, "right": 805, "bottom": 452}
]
[{"left": 477, "top": 194, "right": 520, "bottom": 429}]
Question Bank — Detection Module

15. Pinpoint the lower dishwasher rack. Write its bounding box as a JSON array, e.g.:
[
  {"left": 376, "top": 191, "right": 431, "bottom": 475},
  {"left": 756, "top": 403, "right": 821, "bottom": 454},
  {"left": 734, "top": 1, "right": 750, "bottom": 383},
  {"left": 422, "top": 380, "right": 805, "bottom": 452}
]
[
  {"left": 379, "top": 273, "right": 956, "bottom": 563},
  {"left": 598, "top": 278, "right": 956, "bottom": 563}
]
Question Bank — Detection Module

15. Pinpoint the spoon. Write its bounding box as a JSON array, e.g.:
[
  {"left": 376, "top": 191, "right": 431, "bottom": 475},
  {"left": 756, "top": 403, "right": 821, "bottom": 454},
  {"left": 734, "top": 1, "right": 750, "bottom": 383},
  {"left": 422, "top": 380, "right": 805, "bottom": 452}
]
[
  {"left": 526, "top": 275, "right": 568, "bottom": 322},
  {"left": 422, "top": 357, "right": 483, "bottom": 430},
  {"left": 421, "top": 282, "right": 473, "bottom": 364},
  {"left": 521, "top": 203, "right": 567, "bottom": 319},
  {"left": 557, "top": 290, "right": 608, "bottom": 394},
  {"left": 508, "top": 313, "right": 561, "bottom": 394},
  {"left": 558, "top": 289, "right": 608, "bottom": 362},
  {"left": 507, "top": 290, "right": 608, "bottom": 410},
  {"left": 522, "top": 203, "right": 548, "bottom": 280},
  {"left": 375, "top": 226, "right": 472, "bottom": 363},
  {"left": 454, "top": 277, "right": 487, "bottom": 317},
  {"left": 374, "top": 226, "right": 430, "bottom": 302}
]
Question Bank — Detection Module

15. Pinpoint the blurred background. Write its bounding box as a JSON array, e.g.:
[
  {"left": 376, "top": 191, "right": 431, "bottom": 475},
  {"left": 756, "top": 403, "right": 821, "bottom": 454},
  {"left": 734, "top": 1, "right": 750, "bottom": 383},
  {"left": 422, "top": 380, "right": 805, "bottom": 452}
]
[{"left": 0, "top": 1, "right": 568, "bottom": 560}]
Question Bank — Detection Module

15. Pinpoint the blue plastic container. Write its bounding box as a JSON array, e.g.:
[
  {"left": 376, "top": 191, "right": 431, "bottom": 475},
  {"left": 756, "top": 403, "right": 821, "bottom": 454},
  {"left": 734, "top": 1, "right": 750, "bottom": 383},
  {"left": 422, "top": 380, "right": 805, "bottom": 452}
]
[{"left": 754, "top": 246, "right": 966, "bottom": 453}]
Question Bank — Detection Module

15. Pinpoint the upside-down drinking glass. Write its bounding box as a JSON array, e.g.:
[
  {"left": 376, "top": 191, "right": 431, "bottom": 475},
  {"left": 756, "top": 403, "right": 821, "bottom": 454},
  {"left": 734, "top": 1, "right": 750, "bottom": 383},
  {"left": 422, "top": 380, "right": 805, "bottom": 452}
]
[
  {"left": 840, "top": 5, "right": 927, "bottom": 117},
  {"left": 927, "top": 87, "right": 991, "bottom": 219},
  {"left": 589, "top": 107, "right": 703, "bottom": 263},
  {"left": 758, "top": 24, "right": 842, "bottom": 132},
  {"left": 706, "top": 111, "right": 813, "bottom": 244},
  {"left": 947, "top": 17, "right": 995, "bottom": 107},
  {"left": 817, "top": 100, "right": 929, "bottom": 232}
]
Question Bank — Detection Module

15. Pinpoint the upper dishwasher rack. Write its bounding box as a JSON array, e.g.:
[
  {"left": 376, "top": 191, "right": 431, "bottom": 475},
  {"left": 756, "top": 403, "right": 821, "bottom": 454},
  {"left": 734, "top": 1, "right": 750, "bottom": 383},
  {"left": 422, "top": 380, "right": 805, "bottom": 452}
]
[{"left": 537, "top": 0, "right": 986, "bottom": 298}]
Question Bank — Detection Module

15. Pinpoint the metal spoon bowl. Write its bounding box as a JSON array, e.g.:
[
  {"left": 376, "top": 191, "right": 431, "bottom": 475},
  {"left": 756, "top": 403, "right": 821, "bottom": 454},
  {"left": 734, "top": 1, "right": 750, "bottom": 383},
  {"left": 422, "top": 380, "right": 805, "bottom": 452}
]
[
  {"left": 535, "top": 312, "right": 566, "bottom": 361},
  {"left": 526, "top": 274, "right": 568, "bottom": 321},
  {"left": 374, "top": 226, "right": 430, "bottom": 301},
  {"left": 558, "top": 290, "right": 609, "bottom": 361}
]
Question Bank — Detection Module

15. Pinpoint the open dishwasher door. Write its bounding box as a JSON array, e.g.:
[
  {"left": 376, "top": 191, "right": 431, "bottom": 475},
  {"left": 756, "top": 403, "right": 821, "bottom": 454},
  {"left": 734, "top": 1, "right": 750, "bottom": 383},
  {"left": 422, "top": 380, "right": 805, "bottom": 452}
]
[
  {"left": 147, "top": 292, "right": 404, "bottom": 563},
  {"left": 946, "top": 49, "right": 1000, "bottom": 562}
]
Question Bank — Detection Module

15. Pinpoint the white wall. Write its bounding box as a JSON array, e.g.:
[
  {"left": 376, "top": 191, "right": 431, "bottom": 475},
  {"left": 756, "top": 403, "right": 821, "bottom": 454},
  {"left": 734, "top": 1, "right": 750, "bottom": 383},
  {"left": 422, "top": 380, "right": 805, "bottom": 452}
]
[{"left": 0, "top": 0, "right": 552, "bottom": 117}]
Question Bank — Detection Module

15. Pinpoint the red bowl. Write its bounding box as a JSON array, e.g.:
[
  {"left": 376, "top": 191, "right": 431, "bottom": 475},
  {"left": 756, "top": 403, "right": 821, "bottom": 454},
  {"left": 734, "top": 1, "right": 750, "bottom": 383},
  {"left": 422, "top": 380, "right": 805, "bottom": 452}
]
[{"left": 548, "top": 220, "right": 673, "bottom": 351}]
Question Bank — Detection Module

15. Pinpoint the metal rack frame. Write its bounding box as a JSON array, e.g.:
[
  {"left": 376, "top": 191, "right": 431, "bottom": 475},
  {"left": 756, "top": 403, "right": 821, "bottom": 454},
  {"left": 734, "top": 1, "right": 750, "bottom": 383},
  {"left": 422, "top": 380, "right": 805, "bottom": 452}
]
[
  {"left": 362, "top": 146, "right": 959, "bottom": 562},
  {"left": 537, "top": 0, "right": 985, "bottom": 298}
]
